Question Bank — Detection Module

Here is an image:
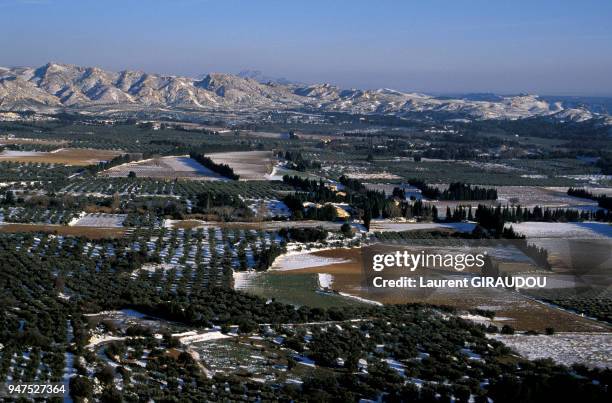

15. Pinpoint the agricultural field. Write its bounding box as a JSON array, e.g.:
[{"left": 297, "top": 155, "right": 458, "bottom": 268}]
[
  {"left": 490, "top": 332, "right": 612, "bottom": 368},
  {"left": 0, "top": 223, "right": 127, "bottom": 238},
  {"left": 0, "top": 147, "right": 123, "bottom": 165},
  {"left": 524, "top": 288, "right": 612, "bottom": 323},
  {"left": 102, "top": 156, "right": 227, "bottom": 180},
  {"left": 369, "top": 220, "right": 476, "bottom": 233},
  {"left": 206, "top": 151, "right": 275, "bottom": 180},
  {"left": 237, "top": 242, "right": 612, "bottom": 333},
  {"left": 355, "top": 158, "right": 607, "bottom": 187},
  {"left": 0, "top": 136, "right": 68, "bottom": 146},
  {"left": 0, "top": 117, "right": 611, "bottom": 401},
  {"left": 495, "top": 186, "right": 600, "bottom": 208},
  {"left": 0, "top": 161, "right": 76, "bottom": 184},
  {"left": 167, "top": 219, "right": 346, "bottom": 232},
  {"left": 0, "top": 206, "right": 78, "bottom": 225},
  {"left": 506, "top": 221, "right": 612, "bottom": 239},
  {"left": 69, "top": 213, "right": 127, "bottom": 228},
  {"left": 60, "top": 178, "right": 291, "bottom": 197}
]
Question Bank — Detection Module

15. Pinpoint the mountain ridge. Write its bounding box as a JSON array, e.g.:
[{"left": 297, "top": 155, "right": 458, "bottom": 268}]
[{"left": 0, "top": 62, "right": 606, "bottom": 123}]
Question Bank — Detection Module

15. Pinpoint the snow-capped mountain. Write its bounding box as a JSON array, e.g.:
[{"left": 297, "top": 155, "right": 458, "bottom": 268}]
[{"left": 0, "top": 62, "right": 605, "bottom": 123}]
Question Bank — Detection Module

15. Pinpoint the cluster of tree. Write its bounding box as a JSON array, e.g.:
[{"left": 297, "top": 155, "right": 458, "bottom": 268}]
[
  {"left": 148, "top": 139, "right": 188, "bottom": 147},
  {"left": 195, "top": 191, "right": 244, "bottom": 211},
  {"left": 421, "top": 146, "right": 479, "bottom": 160},
  {"left": 443, "top": 205, "right": 474, "bottom": 222},
  {"left": 442, "top": 182, "right": 497, "bottom": 200},
  {"left": 279, "top": 227, "right": 328, "bottom": 243},
  {"left": 464, "top": 204, "right": 612, "bottom": 226},
  {"left": 285, "top": 174, "right": 441, "bottom": 227},
  {"left": 406, "top": 179, "right": 442, "bottom": 199},
  {"left": 282, "top": 194, "right": 342, "bottom": 221},
  {"left": 0, "top": 227, "right": 609, "bottom": 402},
  {"left": 525, "top": 288, "right": 611, "bottom": 324},
  {"left": 123, "top": 211, "right": 161, "bottom": 228},
  {"left": 283, "top": 175, "right": 405, "bottom": 224},
  {"left": 515, "top": 239, "right": 552, "bottom": 270},
  {"left": 357, "top": 192, "right": 438, "bottom": 231},
  {"left": 568, "top": 187, "right": 612, "bottom": 210},
  {"left": 472, "top": 205, "right": 510, "bottom": 235},
  {"left": 458, "top": 117, "right": 610, "bottom": 141},
  {"left": 282, "top": 150, "right": 321, "bottom": 171},
  {"left": 254, "top": 243, "right": 286, "bottom": 271},
  {"left": 86, "top": 153, "right": 142, "bottom": 175},
  {"left": 282, "top": 176, "right": 343, "bottom": 202},
  {"left": 408, "top": 179, "right": 497, "bottom": 201},
  {"left": 301, "top": 203, "right": 341, "bottom": 221},
  {"left": 338, "top": 175, "right": 366, "bottom": 192},
  {"left": 189, "top": 152, "right": 239, "bottom": 180}
]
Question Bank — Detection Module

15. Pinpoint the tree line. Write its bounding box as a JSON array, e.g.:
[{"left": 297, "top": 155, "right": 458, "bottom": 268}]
[
  {"left": 443, "top": 204, "right": 612, "bottom": 226},
  {"left": 280, "top": 150, "right": 321, "bottom": 171},
  {"left": 408, "top": 179, "right": 497, "bottom": 200},
  {"left": 568, "top": 187, "right": 612, "bottom": 210},
  {"left": 189, "top": 152, "right": 239, "bottom": 180}
]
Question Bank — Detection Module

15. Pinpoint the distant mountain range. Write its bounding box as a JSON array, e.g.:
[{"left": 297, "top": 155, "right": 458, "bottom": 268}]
[
  {"left": 236, "top": 70, "right": 296, "bottom": 85},
  {"left": 0, "top": 62, "right": 609, "bottom": 124}
]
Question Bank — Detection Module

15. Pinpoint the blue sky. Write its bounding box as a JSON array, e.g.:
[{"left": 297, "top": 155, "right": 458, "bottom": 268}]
[{"left": 1, "top": 0, "right": 611, "bottom": 95}]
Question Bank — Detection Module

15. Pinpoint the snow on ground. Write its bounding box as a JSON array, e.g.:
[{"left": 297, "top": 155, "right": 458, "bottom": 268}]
[
  {"left": 369, "top": 220, "right": 476, "bottom": 233},
  {"left": 345, "top": 172, "right": 402, "bottom": 180},
  {"left": 337, "top": 292, "right": 383, "bottom": 306},
  {"left": 85, "top": 335, "right": 127, "bottom": 349},
  {"left": 206, "top": 151, "right": 274, "bottom": 180},
  {"left": 179, "top": 331, "right": 233, "bottom": 345},
  {"left": 245, "top": 198, "right": 291, "bottom": 217},
  {"left": 490, "top": 332, "right": 612, "bottom": 368},
  {"left": 384, "top": 358, "right": 406, "bottom": 375},
  {"left": 104, "top": 155, "right": 226, "bottom": 180},
  {"left": 293, "top": 355, "right": 316, "bottom": 367},
  {"left": 317, "top": 273, "right": 333, "bottom": 289},
  {"left": 507, "top": 221, "right": 612, "bottom": 239},
  {"left": 264, "top": 164, "right": 284, "bottom": 181},
  {"left": 459, "top": 314, "right": 511, "bottom": 326},
  {"left": 69, "top": 212, "right": 127, "bottom": 227},
  {"left": 132, "top": 263, "right": 178, "bottom": 278},
  {"left": 233, "top": 270, "right": 261, "bottom": 290},
  {"left": 560, "top": 175, "right": 612, "bottom": 182},
  {"left": 0, "top": 150, "right": 45, "bottom": 157},
  {"left": 460, "top": 348, "right": 483, "bottom": 361},
  {"left": 495, "top": 186, "right": 599, "bottom": 208},
  {"left": 271, "top": 253, "right": 351, "bottom": 271}
]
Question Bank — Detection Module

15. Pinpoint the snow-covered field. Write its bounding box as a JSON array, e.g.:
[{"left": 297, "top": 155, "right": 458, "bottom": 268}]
[
  {"left": 245, "top": 198, "right": 291, "bottom": 217},
  {"left": 507, "top": 222, "right": 612, "bottom": 239},
  {"left": 490, "top": 332, "right": 612, "bottom": 368},
  {"left": 69, "top": 213, "right": 127, "bottom": 227},
  {"left": 206, "top": 151, "right": 274, "bottom": 180},
  {"left": 560, "top": 175, "right": 612, "bottom": 183},
  {"left": 178, "top": 331, "right": 232, "bottom": 345},
  {"left": 0, "top": 150, "right": 44, "bottom": 157},
  {"left": 0, "top": 148, "right": 122, "bottom": 165},
  {"left": 369, "top": 220, "right": 476, "bottom": 233},
  {"left": 271, "top": 253, "right": 351, "bottom": 271},
  {"left": 233, "top": 271, "right": 261, "bottom": 290},
  {"left": 345, "top": 172, "right": 402, "bottom": 180},
  {"left": 104, "top": 155, "right": 226, "bottom": 179},
  {"left": 495, "top": 186, "right": 600, "bottom": 208}
]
